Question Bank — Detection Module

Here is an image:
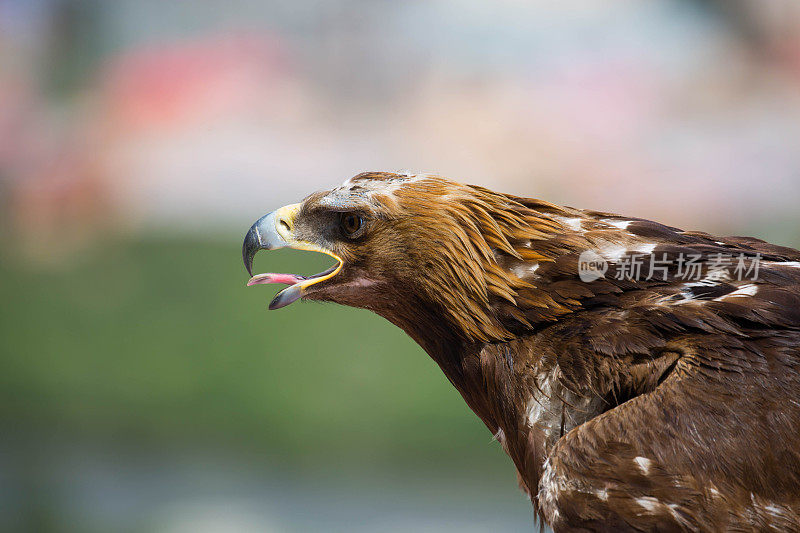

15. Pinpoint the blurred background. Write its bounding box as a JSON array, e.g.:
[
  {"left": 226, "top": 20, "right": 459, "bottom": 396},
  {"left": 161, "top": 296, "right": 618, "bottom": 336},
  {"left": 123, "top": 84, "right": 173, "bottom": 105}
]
[{"left": 1, "top": 1, "right": 800, "bottom": 531}]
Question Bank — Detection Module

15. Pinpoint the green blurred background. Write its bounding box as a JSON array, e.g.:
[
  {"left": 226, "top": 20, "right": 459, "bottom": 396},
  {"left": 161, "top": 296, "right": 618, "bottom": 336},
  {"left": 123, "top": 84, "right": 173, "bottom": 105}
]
[
  {"left": 2, "top": 1, "right": 800, "bottom": 531},
  {"left": 1, "top": 240, "right": 531, "bottom": 531}
]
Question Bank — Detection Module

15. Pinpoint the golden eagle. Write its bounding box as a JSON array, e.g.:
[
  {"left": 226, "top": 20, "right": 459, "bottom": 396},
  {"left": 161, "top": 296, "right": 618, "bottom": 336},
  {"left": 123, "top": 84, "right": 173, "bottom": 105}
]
[{"left": 243, "top": 172, "right": 800, "bottom": 531}]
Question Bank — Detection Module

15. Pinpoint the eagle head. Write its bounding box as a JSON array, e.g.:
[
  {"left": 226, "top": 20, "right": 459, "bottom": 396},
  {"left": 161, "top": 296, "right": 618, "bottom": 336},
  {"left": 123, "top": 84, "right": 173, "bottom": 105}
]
[{"left": 243, "top": 172, "right": 567, "bottom": 345}]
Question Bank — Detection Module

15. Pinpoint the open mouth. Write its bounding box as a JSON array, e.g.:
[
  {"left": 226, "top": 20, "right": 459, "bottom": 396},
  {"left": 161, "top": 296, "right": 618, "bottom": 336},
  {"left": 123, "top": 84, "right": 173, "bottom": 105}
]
[
  {"left": 243, "top": 203, "right": 344, "bottom": 310},
  {"left": 246, "top": 250, "right": 343, "bottom": 310},
  {"left": 246, "top": 263, "right": 340, "bottom": 288}
]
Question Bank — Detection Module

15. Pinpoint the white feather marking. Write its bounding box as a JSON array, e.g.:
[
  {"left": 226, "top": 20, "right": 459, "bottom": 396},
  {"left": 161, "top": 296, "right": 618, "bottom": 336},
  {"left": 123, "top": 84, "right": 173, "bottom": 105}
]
[
  {"left": 667, "top": 503, "right": 685, "bottom": 524},
  {"left": 680, "top": 268, "right": 731, "bottom": 298},
  {"left": 526, "top": 382, "right": 553, "bottom": 428},
  {"left": 715, "top": 283, "right": 758, "bottom": 300},
  {"left": 329, "top": 173, "right": 432, "bottom": 208},
  {"left": 562, "top": 218, "right": 584, "bottom": 231},
  {"left": 633, "top": 456, "right": 652, "bottom": 475},
  {"left": 372, "top": 175, "right": 429, "bottom": 198},
  {"left": 511, "top": 263, "right": 539, "bottom": 279},
  {"left": 600, "top": 244, "right": 628, "bottom": 262},
  {"left": 492, "top": 428, "right": 506, "bottom": 444},
  {"left": 525, "top": 369, "right": 605, "bottom": 447},
  {"left": 636, "top": 497, "right": 660, "bottom": 513},
  {"left": 776, "top": 261, "right": 800, "bottom": 269},
  {"left": 765, "top": 504, "right": 784, "bottom": 516},
  {"left": 637, "top": 243, "right": 656, "bottom": 255},
  {"left": 538, "top": 458, "right": 569, "bottom": 522},
  {"left": 604, "top": 219, "right": 631, "bottom": 230}
]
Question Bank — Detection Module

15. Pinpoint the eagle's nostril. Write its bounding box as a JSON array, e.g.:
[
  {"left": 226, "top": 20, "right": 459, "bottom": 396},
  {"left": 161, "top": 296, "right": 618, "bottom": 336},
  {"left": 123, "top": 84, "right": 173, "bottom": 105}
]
[{"left": 279, "top": 218, "right": 291, "bottom": 233}]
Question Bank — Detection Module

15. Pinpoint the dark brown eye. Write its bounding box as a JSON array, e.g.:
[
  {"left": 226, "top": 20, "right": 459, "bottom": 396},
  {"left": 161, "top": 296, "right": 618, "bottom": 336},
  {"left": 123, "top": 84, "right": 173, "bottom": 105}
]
[{"left": 340, "top": 213, "right": 363, "bottom": 237}]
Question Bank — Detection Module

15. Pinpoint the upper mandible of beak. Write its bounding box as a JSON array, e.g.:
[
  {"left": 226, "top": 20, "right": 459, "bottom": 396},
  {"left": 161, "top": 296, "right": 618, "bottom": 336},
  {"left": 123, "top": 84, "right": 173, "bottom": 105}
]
[{"left": 242, "top": 203, "right": 301, "bottom": 276}]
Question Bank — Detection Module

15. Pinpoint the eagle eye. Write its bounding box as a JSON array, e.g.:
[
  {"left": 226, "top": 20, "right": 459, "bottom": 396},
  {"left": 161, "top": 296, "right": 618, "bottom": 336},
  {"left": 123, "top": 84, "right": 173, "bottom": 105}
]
[{"left": 340, "top": 213, "right": 364, "bottom": 238}]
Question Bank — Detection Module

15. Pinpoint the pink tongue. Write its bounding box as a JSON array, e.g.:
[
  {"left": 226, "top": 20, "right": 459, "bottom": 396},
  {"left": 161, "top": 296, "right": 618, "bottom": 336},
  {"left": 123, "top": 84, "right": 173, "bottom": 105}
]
[{"left": 247, "top": 273, "right": 305, "bottom": 286}]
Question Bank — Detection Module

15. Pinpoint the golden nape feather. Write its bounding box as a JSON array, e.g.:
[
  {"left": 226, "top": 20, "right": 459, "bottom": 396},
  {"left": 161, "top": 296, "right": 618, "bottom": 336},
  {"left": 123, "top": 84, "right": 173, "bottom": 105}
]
[{"left": 243, "top": 172, "right": 800, "bottom": 532}]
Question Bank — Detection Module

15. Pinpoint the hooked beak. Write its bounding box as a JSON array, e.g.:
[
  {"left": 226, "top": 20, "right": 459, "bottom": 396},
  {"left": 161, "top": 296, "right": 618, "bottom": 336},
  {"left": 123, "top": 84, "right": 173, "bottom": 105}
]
[{"left": 243, "top": 203, "right": 343, "bottom": 310}]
